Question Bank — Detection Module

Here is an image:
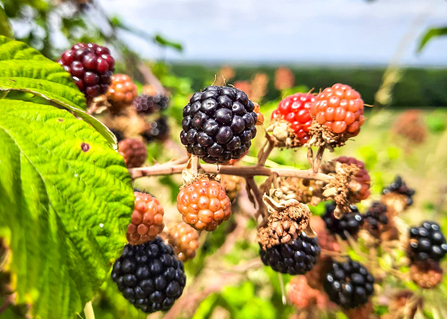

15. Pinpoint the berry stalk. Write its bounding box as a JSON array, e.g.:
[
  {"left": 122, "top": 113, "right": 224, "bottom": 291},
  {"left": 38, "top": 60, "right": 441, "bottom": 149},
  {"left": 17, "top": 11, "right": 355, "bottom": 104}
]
[{"left": 130, "top": 162, "right": 333, "bottom": 183}]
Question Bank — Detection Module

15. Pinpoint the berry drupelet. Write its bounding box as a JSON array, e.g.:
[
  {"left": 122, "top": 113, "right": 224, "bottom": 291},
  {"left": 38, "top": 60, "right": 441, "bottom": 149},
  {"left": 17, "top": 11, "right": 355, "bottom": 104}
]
[
  {"left": 260, "top": 232, "right": 320, "bottom": 275},
  {"left": 322, "top": 203, "right": 364, "bottom": 240},
  {"left": 180, "top": 86, "right": 258, "bottom": 164},
  {"left": 324, "top": 259, "right": 374, "bottom": 309},
  {"left": 111, "top": 237, "right": 186, "bottom": 313},
  {"left": 58, "top": 43, "right": 115, "bottom": 100},
  {"left": 408, "top": 221, "right": 447, "bottom": 262}
]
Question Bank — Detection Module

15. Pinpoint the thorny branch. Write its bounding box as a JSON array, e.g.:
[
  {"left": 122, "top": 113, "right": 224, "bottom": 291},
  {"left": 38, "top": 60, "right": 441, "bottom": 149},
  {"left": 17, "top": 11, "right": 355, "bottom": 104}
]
[{"left": 130, "top": 163, "right": 333, "bottom": 183}]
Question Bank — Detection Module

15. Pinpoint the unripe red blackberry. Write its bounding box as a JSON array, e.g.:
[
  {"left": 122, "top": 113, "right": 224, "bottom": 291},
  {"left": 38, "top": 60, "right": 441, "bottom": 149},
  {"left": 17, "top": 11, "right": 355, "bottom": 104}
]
[
  {"left": 288, "top": 276, "right": 332, "bottom": 310},
  {"left": 167, "top": 222, "right": 199, "bottom": 262},
  {"left": 176, "top": 176, "right": 231, "bottom": 231},
  {"left": 107, "top": 74, "right": 138, "bottom": 113},
  {"left": 310, "top": 83, "right": 365, "bottom": 135},
  {"left": 408, "top": 221, "right": 447, "bottom": 262},
  {"left": 58, "top": 43, "right": 115, "bottom": 100},
  {"left": 322, "top": 203, "right": 363, "bottom": 240},
  {"left": 335, "top": 156, "right": 371, "bottom": 200},
  {"left": 270, "top": 93, "right": 314, "bottom": 146},
  {"left": 364, "top": 202, "right": 388, "bottom": 233},
  {"left": 127, "top": 192, "right": 165, "bottom": 246},
  {"left": 134, "top": 94, "right": 170, "bottom": 115},
  {"left": 118, "top": 138, "right": 148, "bottom": 168},
  {"left": 324, "top": 259, "right": 374, "bottom": 309},
  {"left": 180, "top": 86, "right": 258, "bottom": 164},
  {"left": 383, "top": 176, "right": 415, "bottom": 206},
  {"left": 111, "top": 237, "right": 186, "bottom": 313},
  {"left": 410, "top": 260, "right": 443, "bottom": 289},
  {"left": 260, "top": 232, "right": 320, "bottom": 275}
]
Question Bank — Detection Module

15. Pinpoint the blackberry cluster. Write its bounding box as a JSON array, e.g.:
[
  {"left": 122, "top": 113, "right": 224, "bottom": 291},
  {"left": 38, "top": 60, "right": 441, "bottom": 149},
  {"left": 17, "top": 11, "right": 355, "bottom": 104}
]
[
  {"left": 118, "top": 138, "right": 148, "bottom": 168},
  {"left": 364, "top": 202, "right": 388, "bottom": 231},
  {"left": 141, "top": 117, "right": 170, "bottom": 142},
  {"left": 134, "top": 94, "right": 169, "bottom": 114},
  {"left": 260, "top": 232, "right": 320, "bottom": 275},
  {"left": 177, "top": 176, "right": 231, "bottom": 231},
  {"left": 127, "top": 192, "right": 165, "bottom": 246},
  {"left": 322, "top": 203, "right": 364, "bottom": 240},
  {"left": 180, "top": 86, "right": 258, "bottom": 164},
  {"left": 408, "top": 221, "right": 447, "bottom": 262},
  {"left": 271, "top": 93, "right": 314, "bottom": 146},
  {"left": 310, "top": 83, "right": 365, "bottom": 135},
  {"left": 111, "top": 237, "right": 186, "bottom": 313},
  {"left": 324, "top": 259, "right": 374, "bottom": 309},
  {"left": 383, "top": 176, "right": 415, "bottom": 206},
  {"left": 58, "top": 43, "right": 115, "bottom": 100}
]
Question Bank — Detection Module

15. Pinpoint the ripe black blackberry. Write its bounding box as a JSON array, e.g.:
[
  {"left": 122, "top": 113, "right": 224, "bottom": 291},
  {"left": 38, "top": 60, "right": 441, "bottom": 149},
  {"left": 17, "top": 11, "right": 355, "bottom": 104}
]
[
  {"left": 322, "top": 203, "right": 364, "bottom": 240},
  {"left": 408, "top": 221, "right": 447, "bottom": 262},
  {"left": 364, "top": 202, "right": 388, "bottom": 231},
  {"left": 259, "top": 232, "right": 320, "bottom": 275},
  {"left": 324, "top": 259, "right": 374, "bottom": 309},
  {"left": 134, "top": 94, "right": 169, "bottom": 114},
  {"left": 383, "top": 176, "right": 415, "bottom": 206},
  {"left": 141, "top": 117, "right": 170, "bottom": 142},
  {"left": 180, "top": 85, "right": 258, "bottom": 163},
  {"left": 58, "top": 43, "right": 115, "bottom": 100},
  {"left": 111, "top": 237, "right": 186, "bottom": 313}
]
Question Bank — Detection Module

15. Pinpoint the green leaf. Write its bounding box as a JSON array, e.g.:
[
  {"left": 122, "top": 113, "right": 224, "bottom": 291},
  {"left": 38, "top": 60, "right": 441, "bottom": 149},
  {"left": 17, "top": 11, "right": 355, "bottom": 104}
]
[
  {"left": 0, "top": 99, "right": 134, "bottom": 319},
  {"left": 417, "top": 26, "right": 447, "bottom": 52},
  {"left": 0, "top": 6, "right": 14, "bottom": 39},
  {"left": 0, "top": 36, "right": 117, "bottom": 148},
  {"left": 154, "top": 34, "right": 183, "bottom": 52}
]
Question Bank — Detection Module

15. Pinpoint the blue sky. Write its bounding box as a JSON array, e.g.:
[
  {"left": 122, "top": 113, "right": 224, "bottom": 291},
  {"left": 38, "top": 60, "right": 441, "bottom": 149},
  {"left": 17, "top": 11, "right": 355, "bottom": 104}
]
[{"left": 99, "top": 0, "right": 447, "bottom": 66}]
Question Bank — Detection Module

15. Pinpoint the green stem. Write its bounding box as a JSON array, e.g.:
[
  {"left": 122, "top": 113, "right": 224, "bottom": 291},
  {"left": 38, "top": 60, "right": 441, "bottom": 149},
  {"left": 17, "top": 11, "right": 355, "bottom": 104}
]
[{"left": 84, "top": 301, "right": 95, "bottom": 319}]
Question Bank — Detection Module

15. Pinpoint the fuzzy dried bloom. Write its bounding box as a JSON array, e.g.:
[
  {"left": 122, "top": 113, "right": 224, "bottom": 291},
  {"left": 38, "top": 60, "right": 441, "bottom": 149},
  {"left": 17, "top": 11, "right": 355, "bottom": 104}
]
[
  {"left": 257, "top": 196, "right": 313, "bottom": 249},
  {"left": 322, "top": 162, "right": 361, "bottom": 218}
]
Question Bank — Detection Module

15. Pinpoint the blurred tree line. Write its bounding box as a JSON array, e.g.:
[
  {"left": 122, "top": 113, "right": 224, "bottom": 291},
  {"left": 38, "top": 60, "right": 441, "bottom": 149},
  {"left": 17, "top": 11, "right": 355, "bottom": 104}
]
[{"left": 170, "top": 64, "right": 447, "bottom": 107}]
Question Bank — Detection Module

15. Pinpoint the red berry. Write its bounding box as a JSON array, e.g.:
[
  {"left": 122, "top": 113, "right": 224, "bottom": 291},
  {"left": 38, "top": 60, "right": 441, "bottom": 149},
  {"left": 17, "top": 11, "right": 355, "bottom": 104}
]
[
  {"left": 271, "top": 93, "right": 314, "bottom": 145},
  {"left": 126, "top": 192, "right": 165, "bottom": 245},
  {"left": 167, "top": 222, "right": 200, "bottom": 262},
  {"left": 310, "top": 83, "right": 365, "bottom": 135},
  {"left": 118, "top": 138, "right": 148, "bottom": 168},
  {"left": 177, "top": 177, "right": 231, "bottom": 231},
  {"left": 59, "top": 42, "right": 115, "bottom": 100},
  {"left": 106, "top": 74, "right": 138, "bottom": 113}
]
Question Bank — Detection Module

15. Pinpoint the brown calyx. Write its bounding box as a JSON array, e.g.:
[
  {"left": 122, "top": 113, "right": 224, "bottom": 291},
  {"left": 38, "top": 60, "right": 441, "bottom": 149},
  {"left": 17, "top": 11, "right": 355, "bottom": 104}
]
[
  {"left": 322, "top": 162, "right": 361, "bottom": 218},
  {"left": 305, "top": 120, "right": 355, "bottom": 151},
  {"left": 278, "top": 177, "right": 324, "bottom": 206},
  {"left": 257, "top": 195, "right": 313, "bottom": 249},
  {"left": 267, "top": 119, "right": 302, "bottom": 149},
  {"left": 380, "top": 192, "right": 409, "bottom": 215}
]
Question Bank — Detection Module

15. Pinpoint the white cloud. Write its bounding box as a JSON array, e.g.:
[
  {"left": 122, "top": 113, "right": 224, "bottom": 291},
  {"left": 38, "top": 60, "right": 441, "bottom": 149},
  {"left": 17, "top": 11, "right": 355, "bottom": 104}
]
[{"left": 98, "top": 0, "right": 447, "bottom": 65}]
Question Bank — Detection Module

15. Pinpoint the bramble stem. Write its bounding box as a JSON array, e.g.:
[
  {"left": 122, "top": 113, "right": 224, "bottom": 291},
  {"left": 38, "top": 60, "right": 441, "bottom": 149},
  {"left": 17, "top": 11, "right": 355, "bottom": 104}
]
[
  {"left": 313, "top": 146, "right": 325, "bottom": 174},
  {"left": 130, "top": 164, "right": 332, "bottom": 183}
]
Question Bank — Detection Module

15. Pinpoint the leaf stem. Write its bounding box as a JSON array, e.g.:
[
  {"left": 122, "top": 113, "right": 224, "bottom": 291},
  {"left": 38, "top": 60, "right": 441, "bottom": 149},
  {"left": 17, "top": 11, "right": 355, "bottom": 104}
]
[{"left": 84, "top": 301, "right": 95, "bottom": 319}]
